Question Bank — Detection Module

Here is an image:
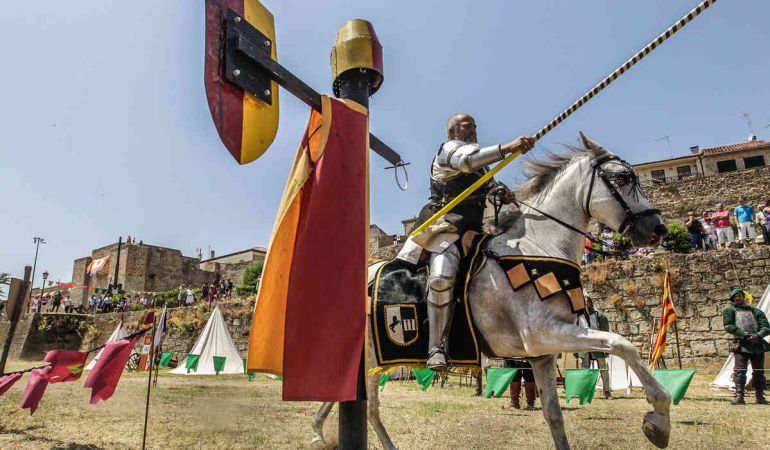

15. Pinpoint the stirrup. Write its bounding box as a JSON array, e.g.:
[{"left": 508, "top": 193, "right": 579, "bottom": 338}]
[{"left": 427, "top": 348, "right": 448, "bottom": 371}]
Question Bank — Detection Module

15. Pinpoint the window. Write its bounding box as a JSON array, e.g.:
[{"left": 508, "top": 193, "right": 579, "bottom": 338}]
[
  {"left": 744, "top": 155, "right": 766, "bottom": 169},
  {"left": 651, "top": 169, "right": 666, "bottom": 183},
  {"left": 676, "top": 166, "right": 692, "bottom": 179},
  {"left": 716, "top": 159, "right": 737, "bottom": 173}
]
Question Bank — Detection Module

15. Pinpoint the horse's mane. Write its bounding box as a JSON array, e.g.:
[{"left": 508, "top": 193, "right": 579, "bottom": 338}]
[{"left": 515, "top": 143, "right": 609, "bottom": 201}]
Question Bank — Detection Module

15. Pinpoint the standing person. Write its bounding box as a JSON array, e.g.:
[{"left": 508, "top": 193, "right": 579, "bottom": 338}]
[
  {"left": 52, "top": 291, "right": 62, "bottom": 313},
  {"left": 733, "top": 198, "right": 756, "bottom": 247},
  {"left": 32, "top": 295, "right": 41, "bottom": 313},
  {"left": 140, "top": 293, "right": 148, "bottom": 307},
  {"left": 208, "top": 282, "right": 217, "bottom": 307},
  {"left": 96, "top": 295, "right": 104, "bottom": 313},
  {"left": 177, "top": 285, "right": 185, "bottom": 306},
  {"left": 685, "top": 211, "right": 704, "bottom": 251},
  {"left": 504, "top": 358, "right": 538, "bottom": 410},
  {"left": 723, "top": 288, "right": 770, "bottom": 405},
  {"left": 201, "top": 283, "right": 209, "bottom": 304},
  {"left": 756, "top": 200, "right": 770, "bottom": 245},
  {"left": 185, "top": 287, "right": 195, "bottom": 306},
  {"left": 701, "top": 213, "right": 717, "bottom": 250},
  {"left": 226, "top": 279, "right": 234, "bottom": 300},
  {"left": 576, "top": 297, "right": 612, "bottom": 399},
  {"left": 64, "top": 295, "right": 73, "bottom": 313},
  {"left": 712, "top": 203, "right": 734, "bottom": 248},
  {"left": 600, "top": 226, "right": 615, "bottom": 259},
  {"left": 88, "top": 295, "right": 96, "bottom": 313}
]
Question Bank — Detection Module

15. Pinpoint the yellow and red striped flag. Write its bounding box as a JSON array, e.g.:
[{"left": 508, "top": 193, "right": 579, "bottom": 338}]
[{"left": 649, "top": 271, "right": 677, "bottom": 369}]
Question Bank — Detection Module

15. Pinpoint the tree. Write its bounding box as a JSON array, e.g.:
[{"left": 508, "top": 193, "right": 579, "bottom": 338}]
[
  {"left": 0, "top": 272, "right": 9, "bottom": 299},
  {"left": 236, "top": 261, "right": 264, "bottom": 297},
  {"left": 662, "top": 223, "right": 691, "bottom": 254}
]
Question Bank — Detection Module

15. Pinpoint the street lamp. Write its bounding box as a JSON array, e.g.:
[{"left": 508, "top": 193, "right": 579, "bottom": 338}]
[
  {"left": 40, "top": 270, "right": 49, "bottom": 305},
  {"left": 28, "top": 237, "right": 46, "bottom": 311}
]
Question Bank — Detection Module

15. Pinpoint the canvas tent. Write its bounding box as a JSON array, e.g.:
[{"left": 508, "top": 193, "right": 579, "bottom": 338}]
[
  {"left": 592, "top": 354, "right": 643, "bottom": 393},
  {"left": 170, "top": 306, "right": 244, "bottom": 375},
  {"left": 86, "top": 321, "right": 128, "bottom": 370},
  {"left": 711, "top": 282, "right": 770, "bottom": 390}
]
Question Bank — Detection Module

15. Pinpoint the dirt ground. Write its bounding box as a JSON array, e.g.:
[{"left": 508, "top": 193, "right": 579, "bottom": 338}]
[{"left": 0, "top": 362, "right": 768, "bottom": 450}]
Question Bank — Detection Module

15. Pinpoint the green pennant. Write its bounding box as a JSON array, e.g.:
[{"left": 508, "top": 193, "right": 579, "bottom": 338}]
[
  {"left": 159, "top": 352, "right": 173, "bottom": 368},
  {"left": 653, "top": 369, "right": 696, "bottom": 405},
  {"left": 242, "top": 358, "right": 256, "bottom": 381},
  {"left": 379, "top": 373, "right": 389, "bottom": 392},
  {"left": 565, "top": 369, "right": 600, "bottom": 405},
  {"left": 185, "top": 354, "right": 200, "bottom": 373},
  {"left": 213, "top": 356, "right": 227, "bottom": 375},
  {"left": 412, "top": 367, "right": 435, "bottom": 392},
  {"left": 484, "top": 367, "right": 518, "bottom": 398}
]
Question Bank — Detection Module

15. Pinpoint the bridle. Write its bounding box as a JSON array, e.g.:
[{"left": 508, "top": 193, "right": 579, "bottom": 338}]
[
  {"left": 500, "top": 153, "right": 660, "bottom": 257},
  {"left": 585, "top": 154, "right": 660, "bottom": 235}
]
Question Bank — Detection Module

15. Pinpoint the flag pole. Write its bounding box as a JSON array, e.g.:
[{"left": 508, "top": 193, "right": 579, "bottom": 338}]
[
  {"left": 673, "top": 321, "right": 683, "bottom": 370},
  {"left": 141, "top": 317, "right": 157, "bottom": 450}
]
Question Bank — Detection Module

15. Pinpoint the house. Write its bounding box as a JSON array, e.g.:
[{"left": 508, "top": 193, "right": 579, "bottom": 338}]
[{"left": 634, "top": 137, "right": 770, "bottom": 183}]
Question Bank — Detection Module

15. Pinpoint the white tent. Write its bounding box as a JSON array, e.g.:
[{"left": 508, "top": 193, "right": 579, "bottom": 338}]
[
  {"left": 86, "top": 321, "right": 128, "bottom": 370},
  {"left": 594, "top": 354, "right": 643, "bottom": 393},
  {"left": 170, "top": 306, "right": 244, "bottom": 375},
  {"left": 711, "top": 282, "right": 770, "bottom": 390}
]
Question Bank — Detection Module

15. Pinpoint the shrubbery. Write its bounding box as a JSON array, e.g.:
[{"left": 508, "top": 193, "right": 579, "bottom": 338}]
[
  {"left": 236, "top": 261, "right": 264, "bottom": 297},
  {"left": 662, "top": 223, "right": 690, "bottom": 254}
]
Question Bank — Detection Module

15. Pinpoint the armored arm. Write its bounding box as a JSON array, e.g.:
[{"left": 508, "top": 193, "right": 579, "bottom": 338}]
[{"left": 437, "top": 141, "right": 505, "bottom": 173}]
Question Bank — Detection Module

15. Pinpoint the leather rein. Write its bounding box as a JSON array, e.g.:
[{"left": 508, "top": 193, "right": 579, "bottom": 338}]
[{"left": 493, "top": 154, "right": 660, "bottom": 257}]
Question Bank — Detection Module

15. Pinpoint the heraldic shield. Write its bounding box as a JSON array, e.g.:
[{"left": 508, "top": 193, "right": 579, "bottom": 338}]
[{"left": 384, "top": 305, "right": 418, "bottom": 346}]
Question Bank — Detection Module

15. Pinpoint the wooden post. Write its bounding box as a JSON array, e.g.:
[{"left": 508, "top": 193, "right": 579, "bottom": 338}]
[
  {"left": 0, "top": 266, "right": 32, "bottom": 374},
  {"left": 141, "top": 317, "right": 157, "bottom": 450}
]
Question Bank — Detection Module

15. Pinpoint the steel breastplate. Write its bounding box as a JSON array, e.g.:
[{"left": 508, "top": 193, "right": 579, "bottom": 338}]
[{"left": 736, "top": 309, "right": 759, "bottom": 334}]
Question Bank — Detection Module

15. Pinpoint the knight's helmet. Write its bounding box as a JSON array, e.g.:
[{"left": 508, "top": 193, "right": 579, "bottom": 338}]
[{"left": 331, "top": 19, "right": 384, "bottom": 97}]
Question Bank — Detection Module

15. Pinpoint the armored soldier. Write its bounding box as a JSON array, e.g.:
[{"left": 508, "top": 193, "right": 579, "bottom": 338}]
[
  {"left": 723, "top": 288, "right": 770, "bottom": 405},
  {"left": 419, "top": 113, "right": 534, "bottom": 370}
]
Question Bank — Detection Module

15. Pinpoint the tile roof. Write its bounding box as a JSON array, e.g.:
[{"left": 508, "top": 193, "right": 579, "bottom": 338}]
[
  {"left": 702, "top": 140, "right": 769, "bottom": 155},
  {"left": 632, "top": 154, "right": 698, "bottom": 167}
]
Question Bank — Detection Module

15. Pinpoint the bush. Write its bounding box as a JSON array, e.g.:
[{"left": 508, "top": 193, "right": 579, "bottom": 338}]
[
  {"left": 155, "top": 289, "right": 182, "bottom": 308},
  {"left": 612, "top": 232, "right": 632, "bottom": 257},
  {"left": 662, "top": 223, "right": 691, "bottom": 254},
  {"left": 235, "top": 284, "right": 257, "bottom": 297}
]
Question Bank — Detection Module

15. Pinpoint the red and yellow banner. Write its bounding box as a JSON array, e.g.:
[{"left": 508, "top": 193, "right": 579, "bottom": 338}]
[
  {"left": 649, "top": 271, "right": 677, "bottom": 369},
  {"left": 247, "top": 95, "right": 369, "bottom": 401}
]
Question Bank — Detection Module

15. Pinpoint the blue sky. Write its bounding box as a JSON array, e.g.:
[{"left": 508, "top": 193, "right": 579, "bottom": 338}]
[{"left": 1, "top": 0, "right": 768, "bottom": 285}]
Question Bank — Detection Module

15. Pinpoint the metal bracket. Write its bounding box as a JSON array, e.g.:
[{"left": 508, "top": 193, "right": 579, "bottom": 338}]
[{"left": 224, "top": 9, "right": 273, "bottom": 105}]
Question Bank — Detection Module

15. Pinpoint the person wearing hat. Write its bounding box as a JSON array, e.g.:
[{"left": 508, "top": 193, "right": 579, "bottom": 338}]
[{"left": 723, "top": 288, "right": 770, "bottom": 405}]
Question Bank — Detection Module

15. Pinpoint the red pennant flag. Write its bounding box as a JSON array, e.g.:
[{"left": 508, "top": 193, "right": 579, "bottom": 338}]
[
  {"left": 43, "top": 350, "right": 88, "bottom": 383},
  {"left": 84, "top": 336, "right": 139, "bottom": 404},
  {"left": 248, "top": 96, "right": 369, "bottom": 401},
  {"left": 19, "top": 367, "right": 53, "bottom": 415},
  {"left": 0, "top": 373, "right": 23, "bottom": 396}
]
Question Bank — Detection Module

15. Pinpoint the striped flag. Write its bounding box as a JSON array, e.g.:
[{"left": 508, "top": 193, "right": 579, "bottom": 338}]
[
  {"left": 86, "top": 256, "right": 110, "bottom": 276},
  {"left": 649, "top": 271, "right": 677, "bottom": 369}
]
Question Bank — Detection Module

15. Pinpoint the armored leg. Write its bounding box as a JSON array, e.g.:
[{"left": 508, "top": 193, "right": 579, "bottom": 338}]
[{"left": 426, "top": 244, "right": 460, "bottom": 372}]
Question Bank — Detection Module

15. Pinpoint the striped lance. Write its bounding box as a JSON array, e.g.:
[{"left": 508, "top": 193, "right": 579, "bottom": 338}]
[{"left": 411, "top": 0, "right": 717, "bottom": 237}]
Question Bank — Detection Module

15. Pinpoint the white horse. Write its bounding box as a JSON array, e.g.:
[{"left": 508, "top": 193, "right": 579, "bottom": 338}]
[{"left": 312, "top": 133, "right": 672, "bottom": 449}]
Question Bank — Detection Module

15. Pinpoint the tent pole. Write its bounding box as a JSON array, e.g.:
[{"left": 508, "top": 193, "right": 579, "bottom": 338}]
[{"left": 141, "top": 318, "right": 157, "bottom": 450}]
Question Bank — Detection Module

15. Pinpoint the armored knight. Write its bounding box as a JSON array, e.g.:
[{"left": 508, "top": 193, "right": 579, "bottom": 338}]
[
  {"left": 402, "top": 113, "right": 534, "bottom": 371},
  {"left": 723, "top": 288, "right": 770, "bottom": 405}
]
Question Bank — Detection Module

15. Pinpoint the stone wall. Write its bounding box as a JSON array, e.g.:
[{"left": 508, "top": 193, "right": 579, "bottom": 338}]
[
  {"left": 583, "top": 247, "right": 770, "bottom": 365},
  {"left": 645, "top": 165, "right": 770, "bottom": 223}
]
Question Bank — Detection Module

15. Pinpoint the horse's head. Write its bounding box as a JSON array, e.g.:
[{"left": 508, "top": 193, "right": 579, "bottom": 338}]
[{"left": 579, "top": 132, "right": 667, "bottom": 247}]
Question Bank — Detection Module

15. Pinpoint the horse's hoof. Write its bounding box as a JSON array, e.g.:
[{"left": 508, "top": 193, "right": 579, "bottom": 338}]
[{"left": 642, "top": 411, "right": 670, "bottom": 449}]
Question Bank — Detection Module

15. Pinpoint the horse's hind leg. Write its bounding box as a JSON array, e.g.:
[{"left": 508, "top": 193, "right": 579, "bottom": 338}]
[
  {"left": 367, "top": 373, "right": 398, "bottom": 450},
  {"left": 530, "top": 355, "right": 570, "bottom": 450},
  {"left": 311, "top": 402, "right": 334, "bottom": 446}
]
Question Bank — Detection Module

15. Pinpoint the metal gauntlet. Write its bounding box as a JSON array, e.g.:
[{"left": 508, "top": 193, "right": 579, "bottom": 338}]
[{"left": 452, "top": 144, "right": 504, "bottom": 172}]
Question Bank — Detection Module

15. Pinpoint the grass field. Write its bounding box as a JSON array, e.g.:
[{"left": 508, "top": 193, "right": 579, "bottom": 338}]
[{"left": 0, "top": 362, "right": 768, "bottom": 449}]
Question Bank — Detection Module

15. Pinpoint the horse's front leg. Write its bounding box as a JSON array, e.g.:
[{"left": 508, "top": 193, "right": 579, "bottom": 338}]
[
  {"left": 529, "top": 354, "right": 570, "bottom": 450},
  {"left": 311, "top": 402, "right": 335, "bottom": 446},
  {"left": 530, "top": 323, "right": 671, "bottom": 449},
  {"left": 366, "top": 372, "right": 398, "bottom": 450}
]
